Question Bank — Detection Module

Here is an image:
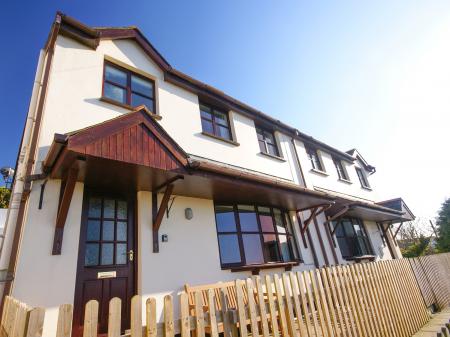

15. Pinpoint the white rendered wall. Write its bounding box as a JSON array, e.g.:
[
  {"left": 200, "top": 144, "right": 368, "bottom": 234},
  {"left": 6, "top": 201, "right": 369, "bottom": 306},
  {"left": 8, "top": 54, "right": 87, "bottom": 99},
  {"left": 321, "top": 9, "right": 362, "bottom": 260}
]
[{"left": 11, "top": 180, "right": 84, "bottom": 337}]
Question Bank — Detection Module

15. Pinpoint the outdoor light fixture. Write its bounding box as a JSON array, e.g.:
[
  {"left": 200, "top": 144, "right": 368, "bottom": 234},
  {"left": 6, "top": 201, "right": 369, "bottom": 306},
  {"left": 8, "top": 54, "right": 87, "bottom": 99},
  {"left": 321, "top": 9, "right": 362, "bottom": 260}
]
[{"left": 185, "top": 208, "right": 193, "bottom": 220}]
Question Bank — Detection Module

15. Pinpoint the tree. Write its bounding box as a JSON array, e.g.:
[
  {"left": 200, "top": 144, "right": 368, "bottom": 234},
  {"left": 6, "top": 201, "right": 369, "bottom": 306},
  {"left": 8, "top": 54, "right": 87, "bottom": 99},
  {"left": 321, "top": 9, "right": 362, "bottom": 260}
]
[
  {"left": 401, "top": 236, "right": 430, "bottom": 258},
  {"left": 0, "top": 187, "right": 11, "bottom": 208},
  {"left": 436, "top": 198, "right": 450, "bottom": 253}
]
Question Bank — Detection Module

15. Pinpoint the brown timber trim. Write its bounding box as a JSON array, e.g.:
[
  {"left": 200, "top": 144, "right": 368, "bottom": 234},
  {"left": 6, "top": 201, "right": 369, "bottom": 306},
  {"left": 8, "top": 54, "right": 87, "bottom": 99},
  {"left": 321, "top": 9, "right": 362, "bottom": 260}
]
[
  {"left": 1, "top": 12, "right": 61, "bottom": 312},
  {"left": 380, "top": 222, "right": 395, "bottom": 259},
  {"left": 152, "top": 184, "right": 174, "bottom": 253},
  {"left": 297, "top": 212, "right": 319, "bottom": 268},
  {"left": 229, "top": 261, "right": 299, "bottom": 275},
  {"left": 296, "top": 213, "right": 308, "bottom": 249},
  {"left": 313, "top": 216, "right": 330, "bottom": 266},
  {"left": 324, "top": 219, "right": 338, "bottom": 265},
  {"left": 52, "top": 166, "right": 79, "bottom": 255}
]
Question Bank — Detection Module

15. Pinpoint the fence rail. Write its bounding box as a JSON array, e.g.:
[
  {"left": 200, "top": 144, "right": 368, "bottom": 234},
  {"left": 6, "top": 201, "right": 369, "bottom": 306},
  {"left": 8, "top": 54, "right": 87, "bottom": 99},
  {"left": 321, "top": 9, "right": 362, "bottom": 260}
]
[{"left": 2, "top": 253, "right": 450, "bottom": 337}]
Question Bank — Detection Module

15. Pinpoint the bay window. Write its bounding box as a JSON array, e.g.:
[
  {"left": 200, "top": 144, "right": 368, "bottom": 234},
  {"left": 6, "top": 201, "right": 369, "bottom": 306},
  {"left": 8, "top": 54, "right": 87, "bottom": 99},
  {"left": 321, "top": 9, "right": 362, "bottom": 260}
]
[{"left": 214, "top": 204, "right": 300, "bottom": 268}]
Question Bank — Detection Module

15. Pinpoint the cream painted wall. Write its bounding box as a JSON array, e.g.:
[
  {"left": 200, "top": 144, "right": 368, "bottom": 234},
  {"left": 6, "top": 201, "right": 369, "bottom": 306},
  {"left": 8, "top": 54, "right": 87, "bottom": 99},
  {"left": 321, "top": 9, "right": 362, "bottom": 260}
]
[
  {"left": 12, "top": 180, "right": 84, "bottom": 337},
  {"left": 36, "top": 36, "right": 298, "bottom": 183}
]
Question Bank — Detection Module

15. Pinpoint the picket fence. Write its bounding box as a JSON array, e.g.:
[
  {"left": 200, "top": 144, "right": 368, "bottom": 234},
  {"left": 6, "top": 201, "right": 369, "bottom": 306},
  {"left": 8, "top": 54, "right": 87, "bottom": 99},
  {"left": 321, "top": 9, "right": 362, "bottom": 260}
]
[{"left": 2, "top": 253, "right": 450, "bottom": 337}]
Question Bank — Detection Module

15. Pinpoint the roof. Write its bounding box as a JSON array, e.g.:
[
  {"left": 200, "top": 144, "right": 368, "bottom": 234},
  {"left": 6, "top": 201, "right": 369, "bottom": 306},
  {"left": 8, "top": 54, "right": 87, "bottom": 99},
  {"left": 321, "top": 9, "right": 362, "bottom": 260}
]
[
  {"left": 48, "top": 12, "right": 356, "bottom": 163},
  {"left": 346, "top": 148, "right": 376, "bottom": 173},
  {"left": 377, "top": 198, "right": 415, "bottom": 221}
]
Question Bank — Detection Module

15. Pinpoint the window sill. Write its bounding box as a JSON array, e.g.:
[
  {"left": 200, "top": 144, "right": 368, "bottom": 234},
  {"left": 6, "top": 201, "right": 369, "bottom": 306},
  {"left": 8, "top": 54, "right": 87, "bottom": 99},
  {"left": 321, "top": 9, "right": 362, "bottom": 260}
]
[
  {"left": 310, "top": 168, "right": 328, "bottom": 176},
  {"left": 99, "top": 97, "right": 162, "bottom": 120},
  {"left": 338, "top": 178, "right": 352, "bottom": 184},
  {"left": 201, "top": 131, "right": 240, "bottom": 146},
  {"left": 360, "top": 185, "right": 372, "bottom": 191},
  {"left": 344, "top": 255, "right": 376, "bottom": 262},
  {"left": 259, "top": 151, "right": 286, "bottom": 162},
  {"left": 227, "top": 261, "right": 300, "bottom": 275}
]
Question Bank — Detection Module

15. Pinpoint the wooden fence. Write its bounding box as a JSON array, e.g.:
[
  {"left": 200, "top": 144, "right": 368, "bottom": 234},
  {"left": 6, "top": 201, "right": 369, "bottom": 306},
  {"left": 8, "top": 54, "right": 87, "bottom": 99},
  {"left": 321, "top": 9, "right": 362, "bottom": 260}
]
[{"left": 2, "top": 253, "right": 450, "bottom": 337}]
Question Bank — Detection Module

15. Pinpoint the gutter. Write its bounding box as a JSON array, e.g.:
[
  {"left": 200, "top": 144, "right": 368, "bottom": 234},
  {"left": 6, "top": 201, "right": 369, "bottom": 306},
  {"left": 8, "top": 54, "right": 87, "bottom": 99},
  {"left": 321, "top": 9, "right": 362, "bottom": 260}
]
[{"left": 0, "top": 13, "right": 61, "bottom": 310}]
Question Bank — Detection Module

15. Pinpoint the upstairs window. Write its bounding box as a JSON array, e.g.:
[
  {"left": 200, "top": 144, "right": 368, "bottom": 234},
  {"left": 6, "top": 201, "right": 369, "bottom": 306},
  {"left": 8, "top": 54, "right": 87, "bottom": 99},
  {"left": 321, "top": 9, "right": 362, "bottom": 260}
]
[
  {"left": 356, "top": 167, "right": 371, "bottom": 189},
  {"left": 256, "top": 126, "right": 280, "bottom": 157},
  {"left": 333, "top": 157, "right": 349, "bottom": 180},
  {"left": 200, "top": 103, "right": 232, "bottom": 141},
  {"left": 214, "top": 204, "right": 300, "bottom": 268},
  {"left": 103, "top": 62, "right": 155, "bottom": 112},
  {"left": 332, "top": 217, "right": 373, "bottom": 259},
  {"left": 306, "top": 146, "right": 324, "bottom": 171}
]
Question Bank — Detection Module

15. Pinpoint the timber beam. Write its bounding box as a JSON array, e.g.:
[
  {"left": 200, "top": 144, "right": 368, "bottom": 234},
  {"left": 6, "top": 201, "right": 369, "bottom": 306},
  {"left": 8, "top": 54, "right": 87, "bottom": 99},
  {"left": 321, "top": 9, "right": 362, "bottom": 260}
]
[
  {"left": 298, "top": 203, "right": 332, "bottom": 235},
  {"left": 328, "top": 206, "right": 351, "bottom": 235},
  {"left": 152, "top": 184, "right": 175, "bottom": 253},
  {"left": 52, "top": 165, "right": 79, "bottom": 255}
]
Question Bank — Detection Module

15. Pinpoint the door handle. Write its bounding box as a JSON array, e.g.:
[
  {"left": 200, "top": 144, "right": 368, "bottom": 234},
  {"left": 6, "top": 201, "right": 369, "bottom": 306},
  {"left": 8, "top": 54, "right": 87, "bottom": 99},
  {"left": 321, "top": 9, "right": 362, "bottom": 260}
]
[{"left": 127, "top": 250, "right": 134, "bottom": 262}]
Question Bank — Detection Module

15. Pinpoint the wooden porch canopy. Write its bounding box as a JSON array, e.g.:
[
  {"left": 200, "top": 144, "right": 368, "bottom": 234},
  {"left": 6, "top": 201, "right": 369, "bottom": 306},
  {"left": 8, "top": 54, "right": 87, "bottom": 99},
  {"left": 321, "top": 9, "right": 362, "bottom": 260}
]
[{"left": 42, "top": 106, "right": 334, "bottom": 253}]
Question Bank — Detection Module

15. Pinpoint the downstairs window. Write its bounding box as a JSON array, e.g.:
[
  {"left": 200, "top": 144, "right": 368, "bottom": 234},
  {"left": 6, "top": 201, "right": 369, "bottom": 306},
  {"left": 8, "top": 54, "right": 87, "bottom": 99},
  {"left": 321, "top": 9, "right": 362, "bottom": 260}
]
[
  {"left": 332, "top": 217, "right": 373, "bottom": 259},
  {"left": 214, "top": 204, "right": 301, "bottom": 268}
]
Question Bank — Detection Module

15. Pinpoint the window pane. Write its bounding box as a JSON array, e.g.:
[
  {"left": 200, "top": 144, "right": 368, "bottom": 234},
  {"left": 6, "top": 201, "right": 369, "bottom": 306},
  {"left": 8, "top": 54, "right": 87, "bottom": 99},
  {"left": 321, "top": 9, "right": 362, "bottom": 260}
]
[
  {"left": 117, "top": 221, "right": 127, "bottom": 241},
  {"left": 200, "top": 108, "right": 212, "bottom": 120},
  {"left": 215, "top": 205, "right": 237, "bottom": 232},
  {"left": 334, "top": 221, "right": 344, "bottom": 236},
  {"left": 258, "top": 140, "right": 267, "bottom": 153},
  {"left": 117, "top": 201, "right": 127, "bottom": 219},
  {"left": 337, "top": 238, "right": 350, "bottom": 258},
  {"left": 201, "top": 119, "right": 214, "bottom": 134},
  {"left": 102, "top": 221, "right": 114, "bottom": 241},
  {"left": 342, "top": 219, "right": 355, "bottom": 236},
  {"left": 116, "top": 243, "right": 127, "bottom": 265},
  {"left": 131, "top": 93, "right": 154, "bottom": 110},
  {"left": 104, "top": 199, "right": 115, "bottom": 218},
  {"left": 104, "top": 83, "right": 126, "bottom": 104},
  {"left": 131, "top": 75, "right": 153, "bottom": 97},
  {"left": 267, "top": 144, "right": 278, "bottom": 156},
  {"left": 238, "top": 205, "right": 259, "bottom": 232},
  {"left": 200, "top": 104, "right": 211, "bottom": 114},
  {"left": 101, "top": 243, "right": 114, "bottom": 265},
  {"left": 263, "top": 234, "right": 281, "bottom": 262},
  {"left": 105, "top": 65, "right": 127, "bottom": 86},
  {"left": 274, "top": 209, "right": 286, "bottom": 233},
  {"left": 214, "top": 111, "right": 228, "bottom": 126},
  {"left": 88, "top": 197, "right": 102, "bottom": 218},
  {"left": 258, "top": 207, "right": 275, "bottom": 232},
  {"left": 242, "top": 234, "right": 264, "bottom": 264},
  {"left": 218, "top": 234, "right": 241, "bottom": 264},
  {"left": 279, "top": 235, "right": 292, "bottom": 262},
  {"left": 85, "top": 244, "right": 99, "bottom": 266},
  {"left": 217, "top": 125, "right": 231, "bottom": 140},
  {"left": 264, "top": 132, "right": 275, "bottom": 144},
  {"left": 256, "top": 128, "right": 264, "bottom": 141},
  {"left": 288, "top": 236, "right": 299, "bottom": 260},
  {"left": 86, "top": 220, "right": 100, "bottom": 241}
]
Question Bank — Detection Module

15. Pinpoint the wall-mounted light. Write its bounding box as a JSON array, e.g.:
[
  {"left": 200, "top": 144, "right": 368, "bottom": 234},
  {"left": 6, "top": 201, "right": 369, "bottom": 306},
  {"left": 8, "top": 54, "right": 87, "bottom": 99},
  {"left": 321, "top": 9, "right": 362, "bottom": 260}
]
[{"left": 185, "top": 208, "right": 193, "bottom": 220}]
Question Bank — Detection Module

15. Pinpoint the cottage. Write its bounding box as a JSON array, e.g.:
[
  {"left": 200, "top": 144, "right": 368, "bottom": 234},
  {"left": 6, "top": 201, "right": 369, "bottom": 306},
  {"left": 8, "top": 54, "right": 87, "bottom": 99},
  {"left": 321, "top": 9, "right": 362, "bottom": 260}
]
[{"left": 0, "top": 13, "right": 415, "bottom": 337}]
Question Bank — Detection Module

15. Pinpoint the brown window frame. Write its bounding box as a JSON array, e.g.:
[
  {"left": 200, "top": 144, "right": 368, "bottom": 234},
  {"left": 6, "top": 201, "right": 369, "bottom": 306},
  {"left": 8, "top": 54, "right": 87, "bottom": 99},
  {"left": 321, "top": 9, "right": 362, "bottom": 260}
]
[
  {"left": 306, "top": 146, "right": 324, "bottom": 172},
  {"left": 333, "top": 157, "right": 349, "bottom": 180},
  {"left": 356, "top": 167, "right": 371, "bottom": 189},
  {"left": 102, "top": 61, "right": 156, "bottom": 112},
  {"left": 214, "top": 203, "right": 301, "bottom": 269},
  {"left": 332, "top": 217, "right": 373, "bottom": 259},
  {"left": 256, "top": 126, "right": 280, "bottom": 157},
  {"left": 199, "top": 102, "right": 233, "bottom": 141}
]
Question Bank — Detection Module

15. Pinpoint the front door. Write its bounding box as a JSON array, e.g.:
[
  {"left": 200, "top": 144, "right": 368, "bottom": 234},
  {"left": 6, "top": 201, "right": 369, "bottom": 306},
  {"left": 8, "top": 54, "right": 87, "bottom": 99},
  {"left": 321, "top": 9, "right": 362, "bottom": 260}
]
[{"left": 73, "top": 191, "right": 135, "bottom": 337}]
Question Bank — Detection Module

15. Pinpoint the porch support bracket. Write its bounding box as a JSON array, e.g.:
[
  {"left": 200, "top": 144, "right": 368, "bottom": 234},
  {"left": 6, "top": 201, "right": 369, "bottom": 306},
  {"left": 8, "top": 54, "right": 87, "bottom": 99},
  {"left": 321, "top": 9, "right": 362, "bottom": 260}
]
[
  {"left": 327, "top": 206, "right": 351, "bottom": 235},
  {"left": 52, "top": 166, "right": 79, "bottom": 255},
  {"left": 299, "top": 203, "right": 332, "bottom": 235},
  {"left": 152, "top": 184, "right": 175, "bottom": 253},
  {"left": 393, "top": 221, "right": 403, "bottom": 240}
]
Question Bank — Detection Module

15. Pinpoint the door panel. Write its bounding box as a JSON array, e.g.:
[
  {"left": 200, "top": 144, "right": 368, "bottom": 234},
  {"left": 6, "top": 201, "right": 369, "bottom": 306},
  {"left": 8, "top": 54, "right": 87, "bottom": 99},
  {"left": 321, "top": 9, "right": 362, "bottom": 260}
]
[{"left": 73, "top": 192, "right": 135, "bottom": 337}]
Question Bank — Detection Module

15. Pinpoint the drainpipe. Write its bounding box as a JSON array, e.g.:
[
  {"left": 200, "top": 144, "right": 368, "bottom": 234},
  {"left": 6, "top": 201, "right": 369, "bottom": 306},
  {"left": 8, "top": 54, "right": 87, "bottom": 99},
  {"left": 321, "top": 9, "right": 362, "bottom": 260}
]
[{"left": 0, "top": 14, "right": 61, "bottom": 306}]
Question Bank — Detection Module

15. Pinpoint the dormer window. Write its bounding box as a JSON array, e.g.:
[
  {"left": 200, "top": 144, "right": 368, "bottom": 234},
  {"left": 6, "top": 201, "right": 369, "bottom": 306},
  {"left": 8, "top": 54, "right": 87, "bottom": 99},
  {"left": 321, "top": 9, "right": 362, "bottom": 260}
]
[
  {"left": 356, "top": 167, "right": 371, "bottom": 189},
  {"left": 103, "top": 62, "right": 155, "bottom": 112},
  {"left": 306, "top": 146, "right": 324, "bottom": 172},
  {"left": 256, "top": 126, "right": 280, "bottom": 157},
  {"left": 200, "top": 103, "right": 232, "bottom": 141},
  {"left": 333, "top": 157, "right": 349, "bottom": 181}
]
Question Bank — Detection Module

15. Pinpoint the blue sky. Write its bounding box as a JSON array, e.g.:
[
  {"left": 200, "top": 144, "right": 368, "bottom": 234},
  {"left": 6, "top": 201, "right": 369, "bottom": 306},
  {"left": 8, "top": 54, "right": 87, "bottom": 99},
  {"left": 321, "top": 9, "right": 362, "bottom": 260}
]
[{"left": 0, "top": 1, "right": 449, "bottom": 219}]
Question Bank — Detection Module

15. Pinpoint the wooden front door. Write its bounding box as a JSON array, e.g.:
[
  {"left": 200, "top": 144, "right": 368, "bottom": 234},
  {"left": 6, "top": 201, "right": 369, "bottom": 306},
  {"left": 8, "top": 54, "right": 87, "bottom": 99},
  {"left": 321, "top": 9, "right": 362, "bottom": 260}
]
[{"left": 73, "top": 191, "right": 135, "bottom": 337}]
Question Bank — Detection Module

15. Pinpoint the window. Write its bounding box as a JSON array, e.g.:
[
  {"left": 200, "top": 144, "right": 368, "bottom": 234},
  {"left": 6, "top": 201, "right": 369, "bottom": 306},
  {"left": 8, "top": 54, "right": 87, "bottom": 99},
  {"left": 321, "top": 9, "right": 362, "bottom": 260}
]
[
  {"left": 103, "top": 62, "right": 155, "bottom": 112},
  {"left": 356, "top": 167, "right": 370, "bottom": 189},
  {"left": 332, "top": 217, "right": 373, "bottom": 259},
  {"left": 306, "top": 146, "right": 324, "bottom": 171},
  {"left": 256, "top": 126, "right": 280, "bottom": 157},
  {"left": 200, "top": 103, "right": 232, "bottom": 141},
  {"left": 333, "top": 157, "right": 348, "bottom": 180},
  {"left": 214, "top": 204, "right": 300, "bottom": 268}
]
